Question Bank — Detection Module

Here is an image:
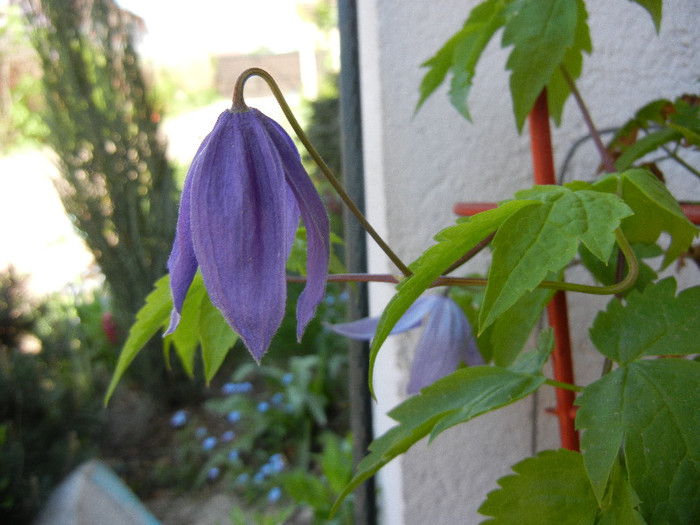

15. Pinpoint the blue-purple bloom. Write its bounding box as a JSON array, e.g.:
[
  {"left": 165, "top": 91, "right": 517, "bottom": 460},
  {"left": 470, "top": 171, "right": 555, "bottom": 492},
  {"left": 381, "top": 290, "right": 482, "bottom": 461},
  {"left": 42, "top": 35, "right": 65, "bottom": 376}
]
[
  {"left": 267, "top": 486, "right": 282, "bottom": 503},
  {"left": 169, "top": 409, "right": 188, "bottom": 428},
  {"left": 330, "top": 295, "right": 483, "bottom": 394},
  {"left": 166, "top": 107, "right": 330, "bottom": 362},
  {"left": 202, "top": 436, "right": 217, "bottom": 451},
  {"left": 226, "top": 410, "right": 241, "bottom": 424},
  {"left": 207, "top": 466, "right": 220, "bottom": 481}
]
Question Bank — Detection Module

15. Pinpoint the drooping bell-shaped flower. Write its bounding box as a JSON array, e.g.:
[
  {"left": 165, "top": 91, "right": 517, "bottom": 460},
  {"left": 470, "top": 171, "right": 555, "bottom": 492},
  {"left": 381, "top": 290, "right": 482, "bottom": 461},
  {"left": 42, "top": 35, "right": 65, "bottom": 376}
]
[
  {"left": 330, "top": 295, "right": 483, "bottom": 394},
  {"left": 167, "top": 107, "right": 330, "bottom": 362}
]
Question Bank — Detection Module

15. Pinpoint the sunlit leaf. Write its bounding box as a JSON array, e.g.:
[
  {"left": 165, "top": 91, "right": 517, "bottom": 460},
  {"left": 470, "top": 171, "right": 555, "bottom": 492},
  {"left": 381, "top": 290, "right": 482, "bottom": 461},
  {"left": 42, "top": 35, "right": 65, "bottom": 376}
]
[
  {"left": 165, "top": 273, "right": 206, "bottom": 376},
  {"left": 417, "top": 0, "right": 509, "bottom": 119},
  {"left": 544, "top": 0, "right": 592, "bottom": 126},
  {"left": 199, "top": 293, "right": 238, "bottom": 383},
  {"left": 501, "top": 0, "right": 579, "bottom": 130},
  {"left": 104, "top": 275, "right": 171, "bottom": 404},
  {"left": 480, "top": 186, "right": 632, "bottom": 330},
  {"left": 593, "top": 169, "right": 698, "bottom": 268}
]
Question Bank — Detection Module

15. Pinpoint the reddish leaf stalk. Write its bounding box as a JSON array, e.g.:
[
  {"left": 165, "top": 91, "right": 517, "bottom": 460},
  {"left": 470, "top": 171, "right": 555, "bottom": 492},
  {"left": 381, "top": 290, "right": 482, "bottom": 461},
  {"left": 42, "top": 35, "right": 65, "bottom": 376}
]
[{"left": 528, "top": 90, "right": 580, "bottom": 452}]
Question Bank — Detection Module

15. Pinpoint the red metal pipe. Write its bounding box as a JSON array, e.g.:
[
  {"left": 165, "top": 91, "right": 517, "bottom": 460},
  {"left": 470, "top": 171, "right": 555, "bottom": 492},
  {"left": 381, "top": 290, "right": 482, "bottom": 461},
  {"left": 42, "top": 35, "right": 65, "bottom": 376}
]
[{"left": 680, "top": 203, "right": 700, "bottom": 225}]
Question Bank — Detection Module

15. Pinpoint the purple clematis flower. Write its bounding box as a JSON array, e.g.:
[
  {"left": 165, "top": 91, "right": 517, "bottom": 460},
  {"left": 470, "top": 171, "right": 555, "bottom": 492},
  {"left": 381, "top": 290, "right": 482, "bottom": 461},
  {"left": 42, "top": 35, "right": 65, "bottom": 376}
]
[
  {"left": 330, "top": 295, "right": 483, "bottom": 394},
  {"left": 166, "top": 107, "right": 330, "bottom": 362}
]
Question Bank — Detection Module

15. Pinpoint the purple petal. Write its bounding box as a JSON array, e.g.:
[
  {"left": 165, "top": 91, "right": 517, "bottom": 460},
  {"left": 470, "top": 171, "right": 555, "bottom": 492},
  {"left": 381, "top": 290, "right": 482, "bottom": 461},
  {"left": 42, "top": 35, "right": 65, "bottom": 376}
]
[
  {"left": 328, "top": 295, "right": 442, "bottom": 340},
  {"left": 190, "top": 110, "right": 290, "bottom": 361},
  {"left": 165, "top": 132, "right": 212, "bottom": 334},
  {"left": 255, "top": 110, "right": 330, "bottom": 340},
  {"left": 407, "top": 296, "right": 479, "bottom": 394}
]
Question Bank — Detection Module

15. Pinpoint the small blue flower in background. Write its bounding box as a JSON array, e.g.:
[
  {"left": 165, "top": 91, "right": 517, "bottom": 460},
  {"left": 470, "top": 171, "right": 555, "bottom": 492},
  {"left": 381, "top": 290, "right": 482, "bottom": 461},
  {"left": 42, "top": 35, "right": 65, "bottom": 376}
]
[
  {"left": 270, "top": 392, "right": 284, "bottom": 405},
  {"left": 235, "top": 473, "right": 249, "bottom": 485},
  {"left": 166, "top": 107, "right": 331, "bottom": 363},
  {"left": 228, "top": 449, "right": 239, "bottom": 463},
  {"left": 329, "top": 294, "right": 483, "bottom": 394},
  {"left": 202, "top": 436, "right": 217, "bottom": 451},
  {"left": 221, "top": 430, "right": 235, "bottom": 442},
  {"left": 253, "top": 471, "right": 266, "bottom": 484},
  {"left": 206, "top": 466, "right": 220, "bottom": 481},
  {"left": 257, "top": 401, "right": 270, "bottom": 413},
  {"left": 195, "top": 426, "right": 207, "bottom": 439},
  {"left": 169, "top": 409, "right": 188, "bottom": 428},
  {"left": 221, "top": 382, "right": 237, "bottom": 395},
  {"left": 268, "top": 453, "right": 285, "bottom": 473},
  {"left": 226, "top": 410, "right": 241, "bottom": 424},
  {"left": 281, "top": 373, "right": 293, "bottom": 385},
  {"left": 267, "top": 486, "right": 282, "bottom": 503},
  {"left": 221, "top": 381, "right": 254, "bottom": 395}
]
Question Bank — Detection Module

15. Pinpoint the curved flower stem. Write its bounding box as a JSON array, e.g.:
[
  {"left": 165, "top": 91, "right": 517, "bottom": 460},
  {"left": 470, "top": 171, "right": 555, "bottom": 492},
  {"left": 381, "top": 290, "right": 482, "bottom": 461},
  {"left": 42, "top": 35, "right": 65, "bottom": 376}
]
[
  {"left": 560, "top": 66, "right": 617, "bottom": 173},
  {"left": 232, "top": 67, "right": 413, "bottom": 277},
  {"left": 289, "top": 228, "right": 639, "bottom": 296}
]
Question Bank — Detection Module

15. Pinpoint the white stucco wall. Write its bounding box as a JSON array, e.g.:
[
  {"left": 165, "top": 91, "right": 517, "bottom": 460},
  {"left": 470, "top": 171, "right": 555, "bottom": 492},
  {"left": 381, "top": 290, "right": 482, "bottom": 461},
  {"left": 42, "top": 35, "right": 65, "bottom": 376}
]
[{"left": 356, "top": 1, "right": 700, "bottom": 523}]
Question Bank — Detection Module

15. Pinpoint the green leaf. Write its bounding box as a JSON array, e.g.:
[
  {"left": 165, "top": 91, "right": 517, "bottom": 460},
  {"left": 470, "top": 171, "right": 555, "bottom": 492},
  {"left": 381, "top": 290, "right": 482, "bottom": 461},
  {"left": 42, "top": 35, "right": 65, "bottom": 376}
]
[
  {"left": 628, "top": 0, "right": 662, "bottom": 32},
  {"left": 417, "top": 0, "right": 509, "bottom": 119},
  {"left": 613, "top": 128, "right": 681, "bottom": 171},
  {"left": 164, "top": 273, "right": 206, "bottom": 376},
  {"left": 480, "top": 186, "right": 632, "bottom": 330},
  {"left": 667, "top": 97, "right": 700, "bottom": 146},
  {"left": 594, "top": 169, "right": 698, "bottom": 268},
  {"left": 596, "top": 456, "right": 647, "bottom": 525},
  {"left": 368, "top": 200, "right": 538, "bottom": 393},
  {"left": 590, "top": 278, "right": 700, "bottom": 364},
  {"left": 199, "top": 293, "right": 238, "bottom": 383},
  {"left": 545, "top": 0, "right": 592, "bottom": 125},
  {"left": 478, "top": 449, "right": 599, "bottom": 524},
  {"left": 104, "top": 275, "right": 172, "bottom": 404},
  {"left": 501, "top": 0, "right": 579, "bottom": 130},
  {"left": 508, "top": 327, "right": 554, "bottom": 376},
  {"left": 479, "top": 286, "right": 554, "bottom": 366},
  {"left": 576, "top": 359, "right": 700, "bottom": 522},
  {"left": 333, "top": 362, "right": 546, "bottom": 515}
]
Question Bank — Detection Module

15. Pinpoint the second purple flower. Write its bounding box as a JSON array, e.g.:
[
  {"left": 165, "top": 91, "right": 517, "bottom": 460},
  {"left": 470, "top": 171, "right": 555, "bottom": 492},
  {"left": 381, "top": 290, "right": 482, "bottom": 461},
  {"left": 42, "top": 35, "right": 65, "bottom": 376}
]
[{"left": 166, "top": 107, "right": 330, "bottom": 362}]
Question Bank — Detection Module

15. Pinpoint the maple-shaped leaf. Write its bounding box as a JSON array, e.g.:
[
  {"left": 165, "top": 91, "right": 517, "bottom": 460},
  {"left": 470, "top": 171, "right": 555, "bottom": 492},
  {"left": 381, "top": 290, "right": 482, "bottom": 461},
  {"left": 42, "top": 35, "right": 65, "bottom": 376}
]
[
  {"left": 501, "top": 0, "right": 581, "bottom": 130},
  {"left": 479, "top": 449, "right": 599, "bottom": 524},
  {"left": 576, "top": 359, "right": 700, "bottom": 522},
  {"left": 536, "top": 0, "right": 592, "bottom": 126},
  {"left": 417, "top": 0, "right": 509, "bottom": 120},
  {"left": 590, "top": 277, "right": 700, "bottom": 364},
  {"left": 593, "top": 169, "right": 698, "bottom": 268},
  {"left": 479, "top": 185, "right": 632, "bottom": 331}
]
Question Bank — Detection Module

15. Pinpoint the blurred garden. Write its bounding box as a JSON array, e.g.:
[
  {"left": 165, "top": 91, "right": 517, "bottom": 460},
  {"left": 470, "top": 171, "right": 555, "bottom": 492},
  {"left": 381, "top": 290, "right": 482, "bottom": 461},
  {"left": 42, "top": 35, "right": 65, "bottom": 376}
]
[{"left": 0, "top": 0, "right": 352, "bottom": 523}]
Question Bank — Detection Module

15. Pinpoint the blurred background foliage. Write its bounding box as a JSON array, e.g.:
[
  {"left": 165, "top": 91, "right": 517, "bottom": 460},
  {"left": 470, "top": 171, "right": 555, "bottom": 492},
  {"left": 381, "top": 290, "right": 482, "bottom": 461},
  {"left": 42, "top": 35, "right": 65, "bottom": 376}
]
[{"left": 1, "top": 0, "right": 349, "bottom": 522}]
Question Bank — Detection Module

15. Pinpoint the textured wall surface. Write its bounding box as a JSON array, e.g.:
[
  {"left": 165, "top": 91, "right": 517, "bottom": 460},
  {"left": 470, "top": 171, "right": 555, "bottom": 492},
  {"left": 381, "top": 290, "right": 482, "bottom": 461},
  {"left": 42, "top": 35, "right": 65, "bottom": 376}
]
[{"left": 357, "top": 1, "right": 700, "bottom": 523}]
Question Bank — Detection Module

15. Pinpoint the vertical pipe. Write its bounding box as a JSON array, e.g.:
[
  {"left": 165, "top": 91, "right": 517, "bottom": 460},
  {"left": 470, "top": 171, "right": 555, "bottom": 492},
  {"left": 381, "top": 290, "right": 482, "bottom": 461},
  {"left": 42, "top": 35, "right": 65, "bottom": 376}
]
[
  {"left": 528, "top": 91, "right": 580, "bottom": 451},
  {"left": 337, "top": 1, "right": 378, "bottom": 522}
]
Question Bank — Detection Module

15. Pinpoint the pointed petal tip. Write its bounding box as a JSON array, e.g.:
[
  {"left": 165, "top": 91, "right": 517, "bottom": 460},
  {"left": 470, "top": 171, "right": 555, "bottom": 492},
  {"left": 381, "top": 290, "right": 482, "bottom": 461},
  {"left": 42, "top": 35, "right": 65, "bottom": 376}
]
[{"left": 164, "top": 309, "right": 181, "bottom": 336}]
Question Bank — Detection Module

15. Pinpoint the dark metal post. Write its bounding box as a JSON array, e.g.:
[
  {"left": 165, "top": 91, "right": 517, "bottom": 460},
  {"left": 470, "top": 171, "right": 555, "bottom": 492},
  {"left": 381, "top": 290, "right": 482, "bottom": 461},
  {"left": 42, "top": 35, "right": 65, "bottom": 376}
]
[{"left": 337, "top": 1, "right": 377, "bottom": 523}]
